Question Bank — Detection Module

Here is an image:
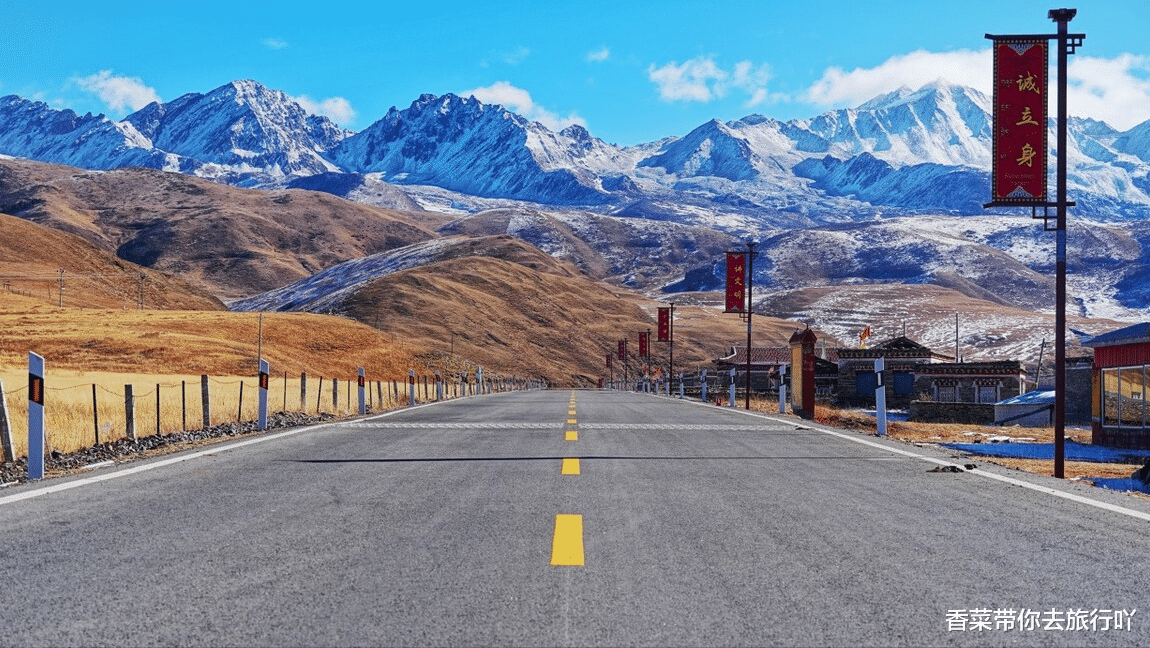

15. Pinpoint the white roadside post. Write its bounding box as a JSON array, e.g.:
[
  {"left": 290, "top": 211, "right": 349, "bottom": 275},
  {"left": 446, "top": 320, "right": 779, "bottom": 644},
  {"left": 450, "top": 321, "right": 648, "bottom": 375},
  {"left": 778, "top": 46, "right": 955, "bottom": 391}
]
[
  {"left": 357, "top": 367, "right": 366, "bottom": 416},
  {"left": 779, "top": 364, "right": 788, "bottom": 414},
  {"left": 435, "top": 370, "right": 443, "bottom": 401},
  {"left": 477, "top": 367, "right": 484, "bottom": 395},
  {"left": 729, "top": 367, "right": 737, "bottom": 408},
  {"left": 258, "top": 359, "right": 269, "bottom": 431},
  {"left": 679, "top": 372, "right": 684, "bottom": 399},
  {"left": 700, "top": 369, "right": 708, "bottom": 403},
  {"left": 28, "top": 352, "right": 45, "bottom": 480},
  {"left": 875, "top": 357, "right": 888, "bottom": 436},
  {"left": 408, "top": 369, "right": 416, "bottom": 406}
]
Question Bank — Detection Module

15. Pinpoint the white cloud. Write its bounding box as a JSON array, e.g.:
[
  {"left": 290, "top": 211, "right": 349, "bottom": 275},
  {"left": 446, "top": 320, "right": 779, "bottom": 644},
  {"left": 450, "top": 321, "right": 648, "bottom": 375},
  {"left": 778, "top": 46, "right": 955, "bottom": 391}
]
[
  {"left": 262, "top": 37, "right": 288, "bottom": 50},
  {"left": 648, "top": 57, "right": 727, "bottom": 102},
  {"left": 71, "top": 70, "right": 162, "bottom": 113},
  {"left": 803, "top": 49, "right": 992, "bottom": 108},
  {"left": 647, "top": 56, "right": 773, "bottom": 106},
  {"left": 462, "top": 81, "right": 586, "bottom": 131},
  {"left": 801, "top": 48, "right": 1150, "bottom": 131},
  {"left": 293, "top": 95, "right": 357, "bottom": 126},
  {"left": 586, "top": 47, "right": 611, "bottom": 63},
  {"left": 1067, "top": 54, "right": 1150, "bottom": 130}
]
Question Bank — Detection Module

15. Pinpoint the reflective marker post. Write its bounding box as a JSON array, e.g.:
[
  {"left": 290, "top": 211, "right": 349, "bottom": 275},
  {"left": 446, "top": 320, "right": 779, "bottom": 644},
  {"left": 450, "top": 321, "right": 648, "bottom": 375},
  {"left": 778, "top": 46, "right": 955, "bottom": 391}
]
[
  {"left": 874, "top": 357, "right": 887, "bottom": 437},
  {"left": 357, "top": 367, "right": 366, "bottom": 416},
  {"left": 258, "top": 359, "right": 269, "bottom": 431},
  {"left": 28, "top": 352, "right": 45, "bottom": 480}
]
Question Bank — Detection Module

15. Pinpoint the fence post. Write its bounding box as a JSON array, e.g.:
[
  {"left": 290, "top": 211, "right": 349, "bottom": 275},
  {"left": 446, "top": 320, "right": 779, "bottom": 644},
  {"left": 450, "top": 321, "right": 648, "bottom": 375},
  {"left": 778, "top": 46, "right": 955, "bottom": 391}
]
[
  {"left": 300, "top": 372, "right": 307, "bottom": 412},
  {"left": 125, "top": 384, "right": 136, "bottom": 442},
  {"left": 156, "top": 383, "right": 161, "bottom": 436},
  {"left": 332, "top": 378, "right": 339, "bottom": 412},
  {"left": 28, "top": 354, "right": 45, "bottom": 480},
  {"left": 0, "top": 379, "right": 12, "bottom": 464},
  {"left": 376, "top": 381, "right": 383, "bottom": 410},
  {"left": 93, "top": 384, "right": 100, "bottom": 445},
  {"left": 201, "top": 375, "right": 211, "bottom": 429},
  {"left": 237, "top": 382, "right": 244, "bottom": 424},
  {"left": 317, "top": 377, "right": 324, "bottom": 414},
  {"left": 181, "top": 380, "right": 187, "bottom": 432}
]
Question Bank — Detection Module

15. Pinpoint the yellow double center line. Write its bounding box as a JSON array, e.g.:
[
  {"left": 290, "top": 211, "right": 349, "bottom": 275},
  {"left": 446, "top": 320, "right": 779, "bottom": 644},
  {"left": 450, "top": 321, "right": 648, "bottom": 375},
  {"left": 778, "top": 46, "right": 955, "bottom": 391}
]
[{"left": 552, "top": 391, "right": 584, "bottom": 566}]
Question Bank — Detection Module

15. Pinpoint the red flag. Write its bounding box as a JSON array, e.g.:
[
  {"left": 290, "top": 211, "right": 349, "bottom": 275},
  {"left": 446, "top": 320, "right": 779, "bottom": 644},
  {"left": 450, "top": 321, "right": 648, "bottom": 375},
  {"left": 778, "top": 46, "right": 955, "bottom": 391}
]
[
  {"left": 618, "top": 339, "right": 626, "bottom": 361},
  {"left": 990, "top": 39, "right": 1048, "bottom": 204},
  {"left": 725, "top": 252, "right": 747, "bottom": 313},
  {"left": 657, "top": 307, "right": 671, "bottom": 342},
  {"left": 639, "top": 331, "right": 649, "bottom": 357}
]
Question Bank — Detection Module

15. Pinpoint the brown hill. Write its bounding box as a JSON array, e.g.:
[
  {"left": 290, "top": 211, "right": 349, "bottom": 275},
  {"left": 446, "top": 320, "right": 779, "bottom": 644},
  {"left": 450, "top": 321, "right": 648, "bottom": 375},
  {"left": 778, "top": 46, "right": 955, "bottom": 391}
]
[
  {"left": 0, "top": 212, "right": 223, "bottom": 310},
  {"left": 333, "top": 237, "right": 813, "bottom": 385},
  {"left": 0, "top": 158, "right": 453, "bottom": 300},
  {"left": 0, "top": 293, "right": 420, "bottom": 380}
]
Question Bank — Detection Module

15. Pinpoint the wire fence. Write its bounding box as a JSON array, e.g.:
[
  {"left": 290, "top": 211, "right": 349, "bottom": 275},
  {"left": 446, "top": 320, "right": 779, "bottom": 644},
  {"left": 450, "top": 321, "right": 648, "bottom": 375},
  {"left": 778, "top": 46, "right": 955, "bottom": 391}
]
[{"left": 0, "top": 367, "right": 541, "bottom": 464}]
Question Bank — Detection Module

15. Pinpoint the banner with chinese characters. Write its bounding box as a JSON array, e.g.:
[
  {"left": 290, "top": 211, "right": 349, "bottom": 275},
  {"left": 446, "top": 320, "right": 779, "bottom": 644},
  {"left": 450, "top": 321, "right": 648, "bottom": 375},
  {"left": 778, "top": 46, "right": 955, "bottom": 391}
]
[
  {"left": 990, "top": 39, "right": 1048, "bottom": 204},
  {"left": 725, "top": 252, "right": 747, "bottom": 313},
  {"left": 657, "top": 307, "right": 671, "bottom": 342},
  {"left": 606, "top": 352, "right": 612, "bottom": 369},
  {"left": 638, "top": 331, "right": 649, "bottom": 357},
  {"left": 617, "top": 339, "right": 626, "bottom": 361}
]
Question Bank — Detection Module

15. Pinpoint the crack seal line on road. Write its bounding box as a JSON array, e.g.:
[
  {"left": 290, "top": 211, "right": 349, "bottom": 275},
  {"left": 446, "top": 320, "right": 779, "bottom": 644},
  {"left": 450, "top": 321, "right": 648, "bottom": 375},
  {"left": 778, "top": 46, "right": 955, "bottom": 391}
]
[{"left": 678, "top": 398, "right": 1150, "bottom": 524}]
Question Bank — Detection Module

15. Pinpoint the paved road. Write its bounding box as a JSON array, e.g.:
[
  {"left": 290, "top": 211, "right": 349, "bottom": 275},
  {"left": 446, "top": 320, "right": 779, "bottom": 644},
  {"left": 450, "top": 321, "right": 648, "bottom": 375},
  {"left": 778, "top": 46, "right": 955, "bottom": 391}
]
[{"left": 0, "top": 389, "right": 1148, "bottom": 646}]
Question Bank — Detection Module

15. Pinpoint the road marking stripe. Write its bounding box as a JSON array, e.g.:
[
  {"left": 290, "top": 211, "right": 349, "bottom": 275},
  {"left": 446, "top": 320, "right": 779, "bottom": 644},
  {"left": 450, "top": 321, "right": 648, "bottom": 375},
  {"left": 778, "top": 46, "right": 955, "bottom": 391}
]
[
  {"left": 551, "top": 514, "right": 584, "bottom": 565},
  {"left": 567, "top": 418, "right": 577, "bottom": 425},
  {"left": 565, "top": 431, "right": 578, "bottom": 441},
  {"left": 562, "top": 458, "right": 580, "bottom": 475}
]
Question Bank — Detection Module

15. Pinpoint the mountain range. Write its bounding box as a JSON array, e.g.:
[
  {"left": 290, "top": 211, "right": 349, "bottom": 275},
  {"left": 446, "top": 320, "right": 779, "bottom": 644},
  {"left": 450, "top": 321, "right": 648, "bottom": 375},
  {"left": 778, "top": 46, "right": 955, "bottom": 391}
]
[{"left": 1, "top": 78, "right": 1149, "bottom": 372}]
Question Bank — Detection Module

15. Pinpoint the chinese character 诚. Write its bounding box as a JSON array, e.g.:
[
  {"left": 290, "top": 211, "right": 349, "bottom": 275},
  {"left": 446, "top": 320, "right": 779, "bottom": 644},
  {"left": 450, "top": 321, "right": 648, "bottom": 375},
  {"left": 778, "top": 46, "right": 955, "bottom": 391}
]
[{"left": 1017, "top": 72, "right": 1041, "bottom": 94}]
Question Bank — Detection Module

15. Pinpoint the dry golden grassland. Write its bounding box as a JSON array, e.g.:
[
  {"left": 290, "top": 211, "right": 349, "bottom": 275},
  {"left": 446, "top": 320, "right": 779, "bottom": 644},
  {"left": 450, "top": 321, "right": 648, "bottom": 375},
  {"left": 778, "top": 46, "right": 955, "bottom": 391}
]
[{"left": 0, "top": 294, "right": 441, "bottom": 457}]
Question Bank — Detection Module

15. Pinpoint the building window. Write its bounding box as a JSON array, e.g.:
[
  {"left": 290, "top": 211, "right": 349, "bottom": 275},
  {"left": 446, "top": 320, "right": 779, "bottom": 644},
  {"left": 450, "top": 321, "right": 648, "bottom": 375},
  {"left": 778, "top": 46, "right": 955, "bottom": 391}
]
[
  {"left": 977, "top": 383, "right": 999, "bottom": 404},
  {"left": 1103, "top": 365, "right": 1148, "bottom": 428},
  {"left": 936, "top": 384, "right": 957, "bottom": 402}
]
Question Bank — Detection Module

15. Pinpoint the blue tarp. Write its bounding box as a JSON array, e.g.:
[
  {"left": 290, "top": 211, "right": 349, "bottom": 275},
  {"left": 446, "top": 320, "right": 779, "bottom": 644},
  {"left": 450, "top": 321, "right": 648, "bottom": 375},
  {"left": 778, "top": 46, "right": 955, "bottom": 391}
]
[{"left": 941, "top": 439, "right": 1150, "bottom": 464}]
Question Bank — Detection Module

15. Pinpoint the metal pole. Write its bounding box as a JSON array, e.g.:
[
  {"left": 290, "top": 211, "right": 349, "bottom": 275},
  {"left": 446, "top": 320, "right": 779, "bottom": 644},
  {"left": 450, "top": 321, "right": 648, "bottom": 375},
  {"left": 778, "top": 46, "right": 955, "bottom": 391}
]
[
  {"left": 1051, "top": 7, "right": 1075, "bottom": 480},
  {"left": 745, "top": 241, "right": 756, "bottom": 409}
]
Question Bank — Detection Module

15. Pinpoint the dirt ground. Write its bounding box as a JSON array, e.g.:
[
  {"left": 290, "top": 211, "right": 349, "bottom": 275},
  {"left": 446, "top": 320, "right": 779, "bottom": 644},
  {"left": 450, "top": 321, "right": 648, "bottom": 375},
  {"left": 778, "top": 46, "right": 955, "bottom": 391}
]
[{"left": 804, "top": 404, "right": 1143, "bottom": 481}]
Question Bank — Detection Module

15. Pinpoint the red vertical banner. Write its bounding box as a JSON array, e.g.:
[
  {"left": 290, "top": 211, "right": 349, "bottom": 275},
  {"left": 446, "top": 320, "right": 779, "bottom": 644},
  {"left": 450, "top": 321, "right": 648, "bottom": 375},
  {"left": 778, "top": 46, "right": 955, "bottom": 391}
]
[
  {"left": 657, "top": 307, "right": 671, "bottom": 342},
  {"left": 725, "top": 252, "right": 747, "bottom": 313},
  {"left": 617, "top": 339, "right": 626, "bottom": 361},
  {"left": 606, "top": 352, "right": 612, "bottom": 369},
  {"left": 639, "top": 331, "right": 649, "bottom": 357},
  {"left": 990, "top": 39, "right": 1048, "bottom": 204}
]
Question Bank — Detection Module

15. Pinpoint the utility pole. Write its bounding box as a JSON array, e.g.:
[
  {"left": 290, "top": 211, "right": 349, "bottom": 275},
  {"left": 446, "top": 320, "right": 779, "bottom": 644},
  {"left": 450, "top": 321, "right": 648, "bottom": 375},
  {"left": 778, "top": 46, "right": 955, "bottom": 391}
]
[{"left": 744, "top": 241, "right": 757, "bottom": 410}]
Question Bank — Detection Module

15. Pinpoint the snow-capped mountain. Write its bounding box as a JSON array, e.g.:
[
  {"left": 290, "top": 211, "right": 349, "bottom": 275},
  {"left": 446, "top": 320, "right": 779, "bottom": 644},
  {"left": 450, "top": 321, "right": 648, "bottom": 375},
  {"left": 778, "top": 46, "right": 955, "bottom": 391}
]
[
  {"left": 329, "top": 93, "right": 631, "bottom": 204},
  {"left": 3, "top": 78, "right": 1149, "bottom": 222},
  {"left": 123, "top": 80, "right": 348, "bottom": 183}
]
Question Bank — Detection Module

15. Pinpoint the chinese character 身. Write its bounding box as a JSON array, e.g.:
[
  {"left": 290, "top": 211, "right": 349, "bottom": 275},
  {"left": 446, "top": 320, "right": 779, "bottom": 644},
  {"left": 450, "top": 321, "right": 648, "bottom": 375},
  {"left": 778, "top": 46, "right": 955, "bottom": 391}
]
[{"left": 1017, "top": 143, "right": 1037, "bottom": 167}]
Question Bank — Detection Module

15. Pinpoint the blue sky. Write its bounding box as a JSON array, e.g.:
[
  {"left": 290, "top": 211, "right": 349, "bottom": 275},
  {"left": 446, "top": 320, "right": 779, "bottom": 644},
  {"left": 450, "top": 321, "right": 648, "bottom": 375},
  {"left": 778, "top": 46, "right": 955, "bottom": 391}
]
[{"left": 3, "top": 0, "right": 1148, "bottom": 145}]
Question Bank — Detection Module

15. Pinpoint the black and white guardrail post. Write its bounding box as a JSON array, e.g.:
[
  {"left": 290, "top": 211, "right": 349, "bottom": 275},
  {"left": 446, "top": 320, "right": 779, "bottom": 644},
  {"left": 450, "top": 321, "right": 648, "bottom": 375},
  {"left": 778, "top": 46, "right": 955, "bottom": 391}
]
[
  {"left": 357, "top": 367, "right": 366, "bottom": 416},
  {"left": 28, "top": 352, "right": 45, "bottom": 480},
  {"left": 258, "top": 359, "right": 269, "bottom": 431},
  {"left": 408, "top": 369, "right": 416, "bottom": 406},
  {"left": 875, "top": 357, "right": 887, "bottom": 436},
  {"left": 779, "top": 364, "right": 787, "bottom": 414}
]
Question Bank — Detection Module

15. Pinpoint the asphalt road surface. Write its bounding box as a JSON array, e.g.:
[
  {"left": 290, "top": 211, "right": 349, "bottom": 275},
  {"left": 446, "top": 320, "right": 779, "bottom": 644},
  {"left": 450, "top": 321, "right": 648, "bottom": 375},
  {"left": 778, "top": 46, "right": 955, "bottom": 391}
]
[{"left": 0, "top": 389, "right": 1148, "bottom": 647}]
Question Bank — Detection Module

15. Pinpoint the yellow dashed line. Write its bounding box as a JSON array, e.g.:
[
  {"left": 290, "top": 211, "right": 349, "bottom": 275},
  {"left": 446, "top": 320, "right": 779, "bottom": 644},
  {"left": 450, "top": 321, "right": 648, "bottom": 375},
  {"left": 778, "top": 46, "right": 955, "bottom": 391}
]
[
  {"left": 550, "top": 514, "right": 585, "bottom": 566},
  {"left": 565, "top": 430, "right": 578, "bottom": 441},
  {"left": 561, "top": 458, "right": 580, "bottom": 475}
]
